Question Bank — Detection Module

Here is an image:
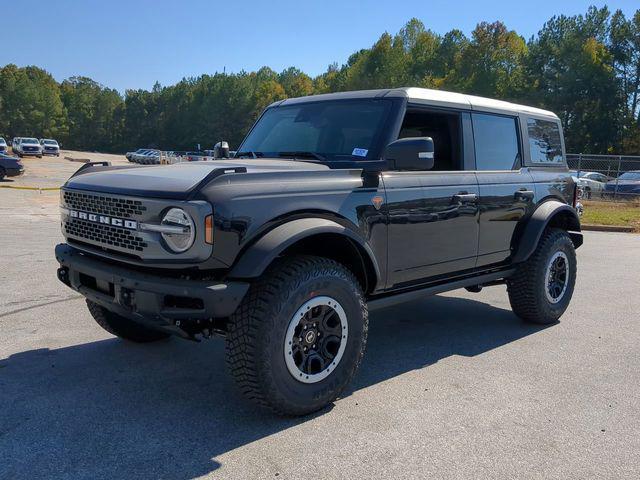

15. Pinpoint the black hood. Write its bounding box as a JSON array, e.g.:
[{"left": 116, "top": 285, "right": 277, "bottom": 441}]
[{"left": 64, "top": 159, "right": 330, "bottom": 199}]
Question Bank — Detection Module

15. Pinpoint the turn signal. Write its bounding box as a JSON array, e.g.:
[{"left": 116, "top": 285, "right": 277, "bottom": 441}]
[{"left": 205, "top": 215, "right": 214, "bottom": 244}]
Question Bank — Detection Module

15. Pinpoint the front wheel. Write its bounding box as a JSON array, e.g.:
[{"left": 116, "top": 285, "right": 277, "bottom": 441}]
[
  {"left": 226, "top": 255, "right": 368, "bottom": 416},
  {"left": 507, "top": 228, "right": 577, "bottom": 324}
]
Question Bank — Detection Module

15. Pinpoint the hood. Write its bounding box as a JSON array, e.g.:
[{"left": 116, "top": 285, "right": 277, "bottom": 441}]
[{"left": 64, "top": 159, "right": 330, "bottom": 199}]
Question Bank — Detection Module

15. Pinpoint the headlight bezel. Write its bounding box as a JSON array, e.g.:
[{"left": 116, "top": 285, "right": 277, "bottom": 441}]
[{"left": 160, "top": 207, "right": 196, "bottom": 253}]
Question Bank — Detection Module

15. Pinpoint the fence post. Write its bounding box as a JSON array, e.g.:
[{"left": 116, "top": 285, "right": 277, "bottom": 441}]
[
  {"left": 614, "top": 155, "right": 622, "bottom": 201},
  {"left": 578, "top": 153, "right": 582, "bottom": 174}
]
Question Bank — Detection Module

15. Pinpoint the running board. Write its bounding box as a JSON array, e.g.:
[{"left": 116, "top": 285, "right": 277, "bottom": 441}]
[{"left": 368, "top": 269, "right": 515, "bottom": 311}]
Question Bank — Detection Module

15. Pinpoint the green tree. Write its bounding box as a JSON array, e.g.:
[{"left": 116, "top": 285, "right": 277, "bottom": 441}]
[{"left": 0, "top": 64, "right": 66, "bottom": 140}]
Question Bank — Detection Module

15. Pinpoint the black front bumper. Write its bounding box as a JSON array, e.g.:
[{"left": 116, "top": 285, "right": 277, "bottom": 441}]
[
  {"left": 55, "top": 243, "right": 249, "bottom": 336},
  {"left": 5, "top": 167, "right": 24, "bottom": 177}
]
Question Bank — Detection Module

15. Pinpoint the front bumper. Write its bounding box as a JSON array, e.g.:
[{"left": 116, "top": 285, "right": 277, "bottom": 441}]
[
  {"left": 55, "top": 243, "right": 249, "bottom": 336},
  {"left": 5, "top": 167, "right": 24, "bottom": 177}
]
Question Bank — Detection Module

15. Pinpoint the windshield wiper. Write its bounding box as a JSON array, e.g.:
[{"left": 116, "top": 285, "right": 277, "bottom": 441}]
[
  {"left": 277, "top": 151, "right": 326, "bottom": 161},
  {"left": 234, "top": 151, "right": 264, "bottom": 159}
]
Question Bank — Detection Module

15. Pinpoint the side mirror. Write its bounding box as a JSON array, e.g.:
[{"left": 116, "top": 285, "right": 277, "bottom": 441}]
[
  {"left": 384, "top": 137, "right": 434, "bottom": 171},
  {"left": 214, "top": 141, "right": 230, "bottom": 159}
]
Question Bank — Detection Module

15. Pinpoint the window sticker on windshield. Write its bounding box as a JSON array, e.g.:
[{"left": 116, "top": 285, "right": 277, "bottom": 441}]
[{"left": 352, "top": 148, "right": 368, "bottom": 157}]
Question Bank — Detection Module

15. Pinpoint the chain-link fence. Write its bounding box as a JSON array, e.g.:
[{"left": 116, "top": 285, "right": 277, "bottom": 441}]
[{"left": 566, "top": 154, "right": 640, "bottom": 201}]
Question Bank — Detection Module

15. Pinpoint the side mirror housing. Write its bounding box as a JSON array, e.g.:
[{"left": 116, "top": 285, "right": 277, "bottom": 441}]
[{"left": 384, "top": 137, "right": 434, "bottom": 171}]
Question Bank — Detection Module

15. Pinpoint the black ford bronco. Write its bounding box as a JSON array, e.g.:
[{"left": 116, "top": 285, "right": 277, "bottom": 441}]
[{"left": 55, "top": 88, "right": 582, "bottom": 416}]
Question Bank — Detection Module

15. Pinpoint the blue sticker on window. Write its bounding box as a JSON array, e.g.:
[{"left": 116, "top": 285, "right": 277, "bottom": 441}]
[{"left": 352, "top": 148, "right": 368, "bottom": 157}]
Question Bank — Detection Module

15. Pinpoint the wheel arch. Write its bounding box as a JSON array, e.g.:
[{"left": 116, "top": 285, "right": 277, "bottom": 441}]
[
  {"left": 228, "top": 217, "right": 381, "bottom": 294},
  {"left": 512, "top": 200, "right": 582, "bottom": 264}
]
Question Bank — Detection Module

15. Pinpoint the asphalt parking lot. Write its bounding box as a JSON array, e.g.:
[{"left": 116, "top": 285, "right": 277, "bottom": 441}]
[{"left": 1, "top": 161, "right": 639, "bottom": 479}]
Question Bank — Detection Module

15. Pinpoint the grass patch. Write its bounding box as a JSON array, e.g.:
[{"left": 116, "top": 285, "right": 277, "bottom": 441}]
[{"left": 582, "top": 200, "right": 640, "bottom": 231}]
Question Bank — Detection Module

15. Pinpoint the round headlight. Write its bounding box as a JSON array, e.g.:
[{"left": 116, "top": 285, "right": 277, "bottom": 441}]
[{"left": 161, "top": 208, "right": 195, "bottom": 253}]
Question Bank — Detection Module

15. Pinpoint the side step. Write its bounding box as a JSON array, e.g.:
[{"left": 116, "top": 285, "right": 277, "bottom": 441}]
[{"left": 368, "top": 269, "right": 515, "bottom": 311}]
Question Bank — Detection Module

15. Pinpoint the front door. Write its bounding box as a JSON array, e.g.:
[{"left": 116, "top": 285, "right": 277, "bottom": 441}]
[{"left": 383, "top": 171, "right": 480, "bottom": 288}]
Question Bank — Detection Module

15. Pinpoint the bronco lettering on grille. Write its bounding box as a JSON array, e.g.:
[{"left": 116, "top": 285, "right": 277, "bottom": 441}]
[{"left": 68, "top": 209, "right": 138, "bottom": 230}]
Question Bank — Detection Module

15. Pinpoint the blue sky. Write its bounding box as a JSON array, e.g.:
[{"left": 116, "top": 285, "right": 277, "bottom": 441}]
[{"left": 3, "top": 0, "right": 638, "bottom": 92}]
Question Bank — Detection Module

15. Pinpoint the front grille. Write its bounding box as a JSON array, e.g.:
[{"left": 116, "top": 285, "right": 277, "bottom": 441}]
[
  {"left": 63, "top": 190, "right": 147, "bottom": 219},
  {"left": 24, "top": 147, "right": 38, "bottom": 152},
  {"left": 64, "top": 218, "right": 148, "bottom": 252}
]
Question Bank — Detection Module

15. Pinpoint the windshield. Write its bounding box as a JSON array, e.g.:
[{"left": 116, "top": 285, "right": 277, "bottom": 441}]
[
  {"left": 618, "top": 172, "right": 640, "bottom": 180},
  {"left": 238, "top": 99, "right": 392, "bottom": 161},
  {"left": 22, "top": 138, "right": 38, "bottom": 144},
  {"left": 43, "top": 139, "right": 57, "bottom": 145}
]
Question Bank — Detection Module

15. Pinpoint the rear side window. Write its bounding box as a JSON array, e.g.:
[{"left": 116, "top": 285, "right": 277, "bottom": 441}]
[
  {"left": 527, "top": 118, "right": 563, "bottom": 164},
  {"left": 472, "top": 113, "right": 520, "bottom": 170}
]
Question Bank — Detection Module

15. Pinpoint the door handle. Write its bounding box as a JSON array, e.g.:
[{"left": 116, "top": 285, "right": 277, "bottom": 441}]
[
  {"left": 514, "top": 189, "right": 534, "bottom": 201},
  {"left": 452, "top": 193, "right": 478, "bottom": 204}
]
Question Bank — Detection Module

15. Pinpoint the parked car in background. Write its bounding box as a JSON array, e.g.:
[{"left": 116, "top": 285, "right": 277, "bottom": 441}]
[
  {"left": 603, "top": 171, "right": 640, "bottom": 199},
  {"left": 0, "top": 137, "right": 7, "bottom": 152},
  {"left": 11, "top": 137, "right": 21, "bottom": 152},
  {"left": 0, "top": 152, "right": 24, "bottom": 179},
  {"left": 126, "top": 148, "right": 146, "bottom": 162},
  {"left": 14, "top": 137, "right": 42, "bottom": 158},
  {"left": 569, "top": 170, "right": 611, "bottom": 199},
  {"left": 184, "top": 151, "right": 213, "bottom": 161},
  {"left": 137, "top": 150, "right": 161, "bottom": 164},
  {"left": 131, "top": 149, "right": 154, "bottom": 163},
  {"left": 40, "top": 138, "right": 60, "bottom": 156}
]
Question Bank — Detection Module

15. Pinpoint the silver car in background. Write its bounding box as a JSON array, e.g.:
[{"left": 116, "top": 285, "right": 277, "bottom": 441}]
[{"left": 40, "top": 139, "right": 60, "bottom": 156}]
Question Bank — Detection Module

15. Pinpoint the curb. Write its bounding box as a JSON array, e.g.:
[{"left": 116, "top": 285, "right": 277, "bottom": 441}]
[
  {"left": 0, "top": 185, "right": 60, "bottom": 192},
  {"left": 581, "top": 224, "right": 636, "bottom": 233}
]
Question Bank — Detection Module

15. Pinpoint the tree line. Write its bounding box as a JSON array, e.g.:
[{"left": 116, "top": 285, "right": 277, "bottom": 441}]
[{"left": 1, "top": 5, "right": 639, "bottom": 155}]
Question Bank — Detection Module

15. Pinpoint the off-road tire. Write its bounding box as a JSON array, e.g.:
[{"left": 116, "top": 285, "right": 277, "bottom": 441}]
[
  {"left": 507, "top": 228, "right": 577, "bottom": 324},
  {"left": 226, "top": 255, "right": 368, "bottom": 416},
  {"left": 86, "top": 300, "right": 170, "bottom": 342}
]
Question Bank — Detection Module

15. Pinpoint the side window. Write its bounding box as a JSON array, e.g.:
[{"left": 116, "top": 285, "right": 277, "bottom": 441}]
[
  {"left": 527, "top": 118, "right": 563, "bottom": 164},
  {"left": 472, "top": 113, "right": 520, "bottom": 170},
  {"left": 398, "top": 108, "right": 462, "bottom": 170}
]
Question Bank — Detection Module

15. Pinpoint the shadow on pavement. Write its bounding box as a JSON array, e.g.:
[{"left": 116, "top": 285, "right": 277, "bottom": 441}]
[{"left": 0, "top": 294, "right": 548, "bottom": 479}]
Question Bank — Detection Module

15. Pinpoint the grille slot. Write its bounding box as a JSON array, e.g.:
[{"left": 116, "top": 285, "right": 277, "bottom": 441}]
[
  {"left": 64, "top": 218, "right": 148, "bottom": 252},
  {"left": 63, "top": 191, "right": 147, "bottom": 218}
]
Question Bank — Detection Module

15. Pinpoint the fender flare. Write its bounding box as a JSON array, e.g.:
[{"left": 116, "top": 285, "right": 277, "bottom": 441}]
[
  {"left": 512, "top": 200, "right": 583, "bottom": 263},
  {"left": 229, "top": 217, "right": 382, "bottom": 287}
]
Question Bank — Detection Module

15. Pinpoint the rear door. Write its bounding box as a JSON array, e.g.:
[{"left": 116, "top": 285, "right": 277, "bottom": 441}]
[{"left": 472, "top": 112, "right": 536, "bottom": 267}]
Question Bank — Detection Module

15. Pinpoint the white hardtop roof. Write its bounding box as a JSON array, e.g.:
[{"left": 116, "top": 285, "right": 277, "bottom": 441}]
[{"left": 278, "top": 87, "right": 559, "bottom": 120}]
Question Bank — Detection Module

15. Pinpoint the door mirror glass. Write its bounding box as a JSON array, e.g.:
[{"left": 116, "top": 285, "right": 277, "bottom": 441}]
[{"left": 384, "top": 137, "right": 435, "bottom": 171}]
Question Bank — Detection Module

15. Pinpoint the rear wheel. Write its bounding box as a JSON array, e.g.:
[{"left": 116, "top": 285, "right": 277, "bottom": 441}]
[
  {"left": 0, "top": 167, "right": 5, "bottom": 180},
  {"left": 507, "top": 228, "right": 577, "bottom": 324},
  {"left": 226, "top": 255, "right": 368, "bottom": 416},
  {"left": 86, "top": 300, "right": 170, "bottom": 343}
]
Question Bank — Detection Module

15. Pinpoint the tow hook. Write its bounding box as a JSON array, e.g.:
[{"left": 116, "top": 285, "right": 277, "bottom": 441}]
[
  {"left": 57, "top": 267, "right": 70, "bottom": 286},
  {"left": 120, "top": 287, "right": 134, "bottom": 308}
]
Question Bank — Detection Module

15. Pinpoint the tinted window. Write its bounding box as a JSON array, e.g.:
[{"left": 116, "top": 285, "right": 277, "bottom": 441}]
[
  {"left": 528, "top": 118, "right": 563, "bottom": 163},
  {"left": 398, "top": 109, "right": 462, "bottom": 171},
  {"left": 472, "top": 114, "right": 519, "bottom": 170},
  {"left": 619, "top": 172, "right": 640, "bottom": 180}
]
